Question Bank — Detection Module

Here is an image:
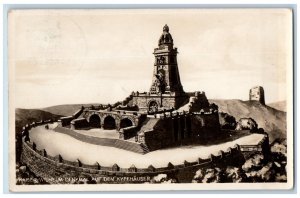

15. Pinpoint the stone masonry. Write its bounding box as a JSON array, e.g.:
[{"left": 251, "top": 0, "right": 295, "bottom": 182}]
[
  {"left": 249, "top": 86, "right": 265, "bottom": 105},
  {"left": 132, "top": 25, "right": 189, "bottom": 112}
]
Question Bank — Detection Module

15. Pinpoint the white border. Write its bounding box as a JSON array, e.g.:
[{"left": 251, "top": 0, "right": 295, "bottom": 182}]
[{"left": 2, "top": 0, "right": 298, "bottom": 195}]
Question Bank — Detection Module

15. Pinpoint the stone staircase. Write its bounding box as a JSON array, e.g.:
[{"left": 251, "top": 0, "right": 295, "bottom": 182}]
[
  {"left": 140, "top": 143, "right": 150, "bottom": 153},
  {"left": 114, "top": 140, "right": 149, "bottom": 154}
]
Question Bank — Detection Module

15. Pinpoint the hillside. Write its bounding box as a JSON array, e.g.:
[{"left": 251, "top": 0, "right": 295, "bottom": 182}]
[
  {"left": 267, "top": 101, "right": 286, "bottom": 112},
  {"left": 15, "top": 103, "right": 101, "bottom": 132},
  {"left": 41, "top": 103, "right": 101, "bottom": 116},
  {"left": 15, "top": 108, "right": 63, "bottom": 133},
  {"left": 209, "top": 99, "right": 286, "bottom": 142},
  {"left": 15, "top": 99, "right": 287, "bottom": 143}
]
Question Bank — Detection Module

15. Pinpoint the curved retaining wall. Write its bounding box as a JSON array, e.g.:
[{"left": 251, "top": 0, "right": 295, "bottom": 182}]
[
  {"left": 21, "top": 138, "right": 245, "bottom": 184},
  {"left": 20, "top": 121, "right": 269, "bottom": 184}
]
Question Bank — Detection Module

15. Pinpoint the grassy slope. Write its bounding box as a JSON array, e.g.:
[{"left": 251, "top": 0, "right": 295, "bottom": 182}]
[
  {"left": 209, "top": 99, "right": 286, "bottom": 142},
  {"left": 41, "top": 103, "right": 101, "bottom": 116},
  {"left": 15, "top": 108, "right": 63, "bottom": 133},
  {"left": 267, "top": 101, "right": 286, "bottom": 112}
]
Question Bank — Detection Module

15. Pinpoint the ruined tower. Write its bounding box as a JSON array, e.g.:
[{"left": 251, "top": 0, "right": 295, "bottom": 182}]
[
  {"left": 249, "top": 86, "right": 265, "bottom": 105},
  {"left": 149, "top": 24, "right": 184, "bottom": 95}
]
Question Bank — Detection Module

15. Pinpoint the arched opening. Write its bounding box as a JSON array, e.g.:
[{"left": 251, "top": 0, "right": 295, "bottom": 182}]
[
  {"left": 103, "top": 116, "right": 116, "bottom": 130},
  {"left": 89, "top": 114, "right": 101, "bottom": 128},
  {"left": 120, "top": 118, "right": 133, "bottom": 129},
  {"left": 148, "top": 101, "right": 159, "bottom": 113}
]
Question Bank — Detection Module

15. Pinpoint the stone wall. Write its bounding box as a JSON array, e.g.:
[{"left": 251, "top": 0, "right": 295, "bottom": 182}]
[
  {"left": 70, "top": 118, "right": 89, "bottom": 130},
  {"left": 20, "top": 136, "right": 246, "bottom": 184},
  {"left": 240, "top": 133, "right": 270, "bottom": 159},
  {"left": 59, "top": 107, "right": 84, "bottom": 127},
  {"left": 190, "top": 112, "right": 221, "bottom": 139},
  {"left": 19, "top": 120, "right": 269, "bottom": 184},
  {"left": 140, "top": 110, "right": 220, "bottom": 151},
  {"left": 119, "top": 126, "right": 139, "bottom": 140},
  {"left": 132, "top": 92, "right": 188, "bottom": 111},
  {"left": 59, "top": 116, "right": 74, "bottom": 127},
  {"left": 185, "top": 91, "right": 210, "bottom": 112}
]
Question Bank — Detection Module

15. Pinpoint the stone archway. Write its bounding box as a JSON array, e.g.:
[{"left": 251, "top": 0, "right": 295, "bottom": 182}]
[
  {"left": 120, "top": 118, "right": 133, "bottom": 129},
  {"left": 89, "top": 114, "right": 101, "bottom": 128},
  {"left": 148, "top": 100, "right": 159, "bottom": 113},
  {"left": 103, "top": 116, "right": 116, "bottom": 130}
]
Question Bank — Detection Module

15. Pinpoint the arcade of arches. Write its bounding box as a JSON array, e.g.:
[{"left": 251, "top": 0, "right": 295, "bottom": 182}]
[{"left": 88, "top": 114, "right": 134, "bottom": 130}]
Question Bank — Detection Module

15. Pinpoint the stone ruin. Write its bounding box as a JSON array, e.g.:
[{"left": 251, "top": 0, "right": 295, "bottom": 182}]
[{"left": 249, "top": 86, "right": 265, "bottom": 105}]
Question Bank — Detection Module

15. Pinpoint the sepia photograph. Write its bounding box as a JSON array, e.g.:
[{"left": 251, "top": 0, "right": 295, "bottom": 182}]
[{"left": 7, "top": 8, "right": 294, "bottom": 191}]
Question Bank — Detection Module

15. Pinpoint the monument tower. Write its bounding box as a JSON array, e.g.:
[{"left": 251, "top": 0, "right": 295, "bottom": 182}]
[
  {"left": 132, "top": 24, "right": 188, "bottom": 112},
  {"left": 150, "top": 24, "right": 184, "bottom": 95}
]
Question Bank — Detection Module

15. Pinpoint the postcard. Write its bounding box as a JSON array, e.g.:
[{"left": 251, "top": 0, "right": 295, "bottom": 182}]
[{"left": 8, "top": 8, "right": 294, "bottom": 191}]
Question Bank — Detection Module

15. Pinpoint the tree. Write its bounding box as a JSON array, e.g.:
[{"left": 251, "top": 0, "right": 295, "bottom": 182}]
[
  {"left": 235, "top": 118, "right": 258, "bottom": 131},
  {"left": 219, "top": 112, "right": 236, "bottom": 130},
  {"left": 192, "top": 167, "right": 226, "bottom": 183}
]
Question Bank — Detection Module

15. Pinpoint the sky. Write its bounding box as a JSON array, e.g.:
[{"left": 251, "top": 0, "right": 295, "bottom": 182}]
[{"left": 9, "top": 9, "right": 292, "bottom": 109}]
